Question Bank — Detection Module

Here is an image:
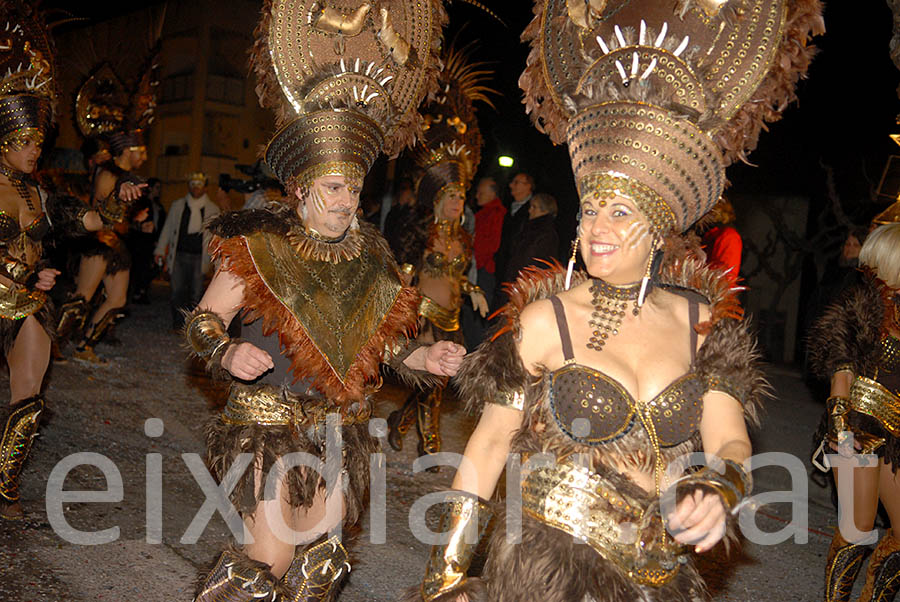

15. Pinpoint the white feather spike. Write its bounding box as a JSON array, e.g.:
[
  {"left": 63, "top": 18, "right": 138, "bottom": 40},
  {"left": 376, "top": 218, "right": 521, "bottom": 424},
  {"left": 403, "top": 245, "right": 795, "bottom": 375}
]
[
  {"left": 12, "top": 24, "right": 20, "bottom": 33},
  {"left": 655, "top": 22, "right": 667, "bottom": 47},
  {"left": 379, "top": 75, "right": 393, "bottom": 85},
  {"left": 354, "top": 58, "right": 360, "bottom": 72},
  {"left": 631, "top": 52, "right": 639, "bottom": 78},
  {"left": 4, "top": 22, "right": 9, "bottom": 31},
  {"left": 360, "top": 84, "right": 368, "bottom": 98},
  {"left": 365, "top": 62, "right": 374, "bottom": 75},
  {"left": 639, "top": 20, "right": 646, "bottom": 45},
  {"left": 596, "top": 35, "right": 610, "bottom": 55},
  {"left": 33, "top": 79, "right": 49, "bottom": 90},
  {"left": 614, "top": 60, "right": 627, "bottom": 82},
  {"left": 364, "top": 91, "right": 379, "bottom": 102},
  {"left": 639, "top": 57, "right": 658, "bottom": 80},
  {"left": 674, "top": 35, "right": 689, "bottom": 57},
  {"left": 614, "top": 25, "right": 626, "bottom": 48},
  {"left": 564, "top": 259, "right": 575, "bottom": 290},
  {"left": 340, "top": 58, "right": 346, "bottom": 73}
]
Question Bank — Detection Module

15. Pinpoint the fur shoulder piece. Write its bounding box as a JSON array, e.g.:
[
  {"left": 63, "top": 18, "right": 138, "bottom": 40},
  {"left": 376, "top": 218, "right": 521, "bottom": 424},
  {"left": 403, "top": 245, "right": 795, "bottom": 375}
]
[
  {"left": 808, "top": 272, "right": 885, "bottom": 379},
  {"left": 207, "top": 207, "right": 293, "bottom": 239},
  {"left": 457, "top": 262, "right": 579, "bottom": 415},
  {"left": 694, "top": 316, "right": 768, "bottom": 428}
]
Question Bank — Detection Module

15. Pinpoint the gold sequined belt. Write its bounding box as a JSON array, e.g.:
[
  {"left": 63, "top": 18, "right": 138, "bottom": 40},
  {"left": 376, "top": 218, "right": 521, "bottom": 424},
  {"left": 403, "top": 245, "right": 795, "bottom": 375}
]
[
  {"left": 222, "top": 384, "right": 371, "bottom": 427},
  {"left": 418, "top": 295, "right": 459, "bottom": 332},
  {"left": 850, "top": 376, "right": 900, "bottom": 437},
  {"left": 520, "top": 460, "right": 689, "bottom": 587},
  {"left": 0, "top": 280, "right": 45, "bottom": 320}
]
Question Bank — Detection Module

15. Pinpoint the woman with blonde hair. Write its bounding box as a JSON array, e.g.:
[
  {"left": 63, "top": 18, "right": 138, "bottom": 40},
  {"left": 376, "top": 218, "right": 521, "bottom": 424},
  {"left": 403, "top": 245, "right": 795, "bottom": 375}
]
[{"left": 811, "top": 222, "right": 900, "bottom": 602}]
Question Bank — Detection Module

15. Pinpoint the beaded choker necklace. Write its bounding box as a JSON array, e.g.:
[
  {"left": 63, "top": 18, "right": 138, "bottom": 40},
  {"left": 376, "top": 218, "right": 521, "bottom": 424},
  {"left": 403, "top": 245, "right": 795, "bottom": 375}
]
[
  {"left": 0, "top": 163, "right": 34, "bottom": 211},
  {"left": 586, "top": 278, "right": 641, "bottom": 352}
]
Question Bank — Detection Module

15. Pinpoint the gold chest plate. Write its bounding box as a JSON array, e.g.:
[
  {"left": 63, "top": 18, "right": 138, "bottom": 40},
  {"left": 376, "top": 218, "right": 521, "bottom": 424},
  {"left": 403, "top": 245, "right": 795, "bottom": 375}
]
[{"left": 244, "top": 231, "right": 404, "bottom": 383}]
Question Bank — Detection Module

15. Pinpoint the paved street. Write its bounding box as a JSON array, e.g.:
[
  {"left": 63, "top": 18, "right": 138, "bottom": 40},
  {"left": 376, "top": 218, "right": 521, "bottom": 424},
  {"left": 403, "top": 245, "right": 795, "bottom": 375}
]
[{"left": 0, "top": 286, "right": 858, "bottom": 601}]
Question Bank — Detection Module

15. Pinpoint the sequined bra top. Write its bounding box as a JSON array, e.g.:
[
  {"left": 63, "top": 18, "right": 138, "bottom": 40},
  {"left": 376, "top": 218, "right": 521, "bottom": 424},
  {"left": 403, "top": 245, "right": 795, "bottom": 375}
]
[
  {"left": 422, "top": 248, "right": 469, "bottom": 278},
  {"left": 547, "top": 296, "right": 706, "bottom": 448},
  {"left": 0, "top": 211, "right": 49, "bottom": 244}
]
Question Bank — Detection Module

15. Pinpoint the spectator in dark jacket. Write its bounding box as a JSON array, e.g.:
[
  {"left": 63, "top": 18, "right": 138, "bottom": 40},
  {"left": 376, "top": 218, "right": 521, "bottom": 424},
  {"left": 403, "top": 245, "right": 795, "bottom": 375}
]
[
  {"left": 504, "top": 192, "right": 559, "bottom": 282},
  {"left": 494, "top": 171, "right": 535, "bottom": 306}
]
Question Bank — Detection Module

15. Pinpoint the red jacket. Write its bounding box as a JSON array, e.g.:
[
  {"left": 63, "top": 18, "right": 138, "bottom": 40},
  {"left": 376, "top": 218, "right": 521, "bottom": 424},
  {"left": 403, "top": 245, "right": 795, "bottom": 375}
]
[
  {"left": 474, "top": 197, "right": 507, "bottom": 273},
  {"left": 702, "top": 225, "right": 742, "bottom": 284}
]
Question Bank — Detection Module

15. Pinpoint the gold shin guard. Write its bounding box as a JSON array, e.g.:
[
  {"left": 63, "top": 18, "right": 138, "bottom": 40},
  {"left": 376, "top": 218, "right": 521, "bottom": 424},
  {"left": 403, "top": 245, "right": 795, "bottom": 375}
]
[
  {"left": 421, "top": 491, "right": 492, "bottom": 602},
  {"left": 0, "top": 396, "right": 44, "bottom": 515},
  {"left": 825, "top": 529, "right": 869, "bottom": 602},
  {"left": 83, "top": 308, "right": 127, "bottom": 348},
  {"left": 860, "top": 530, "right": 900, "bottom": 602},
  {"left": 416, "top": 386, "right": 442, "bottom": 456},
  {"left": 194, "top": 549, "right": 281, "bottom": 602},
  {"left": 56, "top": 295, "right": 89, "bottom": 343},
  {"left": 281, "top": 535, "right": 350, "bottom": 602}
]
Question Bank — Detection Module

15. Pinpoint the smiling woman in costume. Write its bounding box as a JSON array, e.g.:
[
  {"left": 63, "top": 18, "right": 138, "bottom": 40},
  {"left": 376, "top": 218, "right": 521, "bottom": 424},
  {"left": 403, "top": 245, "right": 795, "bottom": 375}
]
[{"left": 410, "top": 0, "right": 823, "bottom": 600}]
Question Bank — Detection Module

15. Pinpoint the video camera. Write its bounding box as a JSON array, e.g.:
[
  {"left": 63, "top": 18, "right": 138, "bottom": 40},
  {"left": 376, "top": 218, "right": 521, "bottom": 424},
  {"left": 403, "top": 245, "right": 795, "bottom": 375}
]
[{"left": 218, "top": 160, "right": 283, "bottom": 195}]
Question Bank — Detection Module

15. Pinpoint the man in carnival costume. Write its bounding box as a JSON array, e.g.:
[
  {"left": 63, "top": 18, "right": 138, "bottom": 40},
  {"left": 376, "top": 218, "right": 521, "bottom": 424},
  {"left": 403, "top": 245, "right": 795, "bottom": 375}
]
[
  {"left": 411, "top": 0, "right": 823, "bottom": 600},
  {"left": 187, "top": 1, "right": 453, "bottom": 600}
]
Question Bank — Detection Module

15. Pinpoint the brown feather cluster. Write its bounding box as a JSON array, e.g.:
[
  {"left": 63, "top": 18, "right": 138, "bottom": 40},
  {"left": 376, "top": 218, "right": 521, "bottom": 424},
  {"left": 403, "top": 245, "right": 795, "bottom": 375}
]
[{"left": 712, "top": 0, "right": 825, "bottom": 167}]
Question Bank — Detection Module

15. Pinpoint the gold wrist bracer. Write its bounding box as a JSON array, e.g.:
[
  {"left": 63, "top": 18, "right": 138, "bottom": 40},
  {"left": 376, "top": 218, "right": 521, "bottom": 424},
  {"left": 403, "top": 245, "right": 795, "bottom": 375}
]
[
  {"left": 96, "top": 188, "right": 132, "bottom": 225},
  {"left": 827, "top": 395, "right": 850, "bottom": 440},
  {"left": 185, "top": 311, "right": 231, "bottom": 360},
  {"left": 459, "top": 279, "right": 482, "bottom": 296},
  {"left": 422, "top": 491, "right": 493, "bottom": 602},
  {"left": 679, "top": 459, "right": 752, "bottom": 512},
  {"left": 493, "top": 385, "right": 526, "bottom": 411}
]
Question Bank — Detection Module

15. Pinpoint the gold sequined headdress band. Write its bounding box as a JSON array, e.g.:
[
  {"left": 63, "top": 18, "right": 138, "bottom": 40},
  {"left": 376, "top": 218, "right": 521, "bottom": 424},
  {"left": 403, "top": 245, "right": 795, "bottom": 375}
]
[
  {"left": 520, "top": 0, "right": 825, "bottom": 234},
  {"left": 0, "top": 1, "right": 57, "bottom": 152}
]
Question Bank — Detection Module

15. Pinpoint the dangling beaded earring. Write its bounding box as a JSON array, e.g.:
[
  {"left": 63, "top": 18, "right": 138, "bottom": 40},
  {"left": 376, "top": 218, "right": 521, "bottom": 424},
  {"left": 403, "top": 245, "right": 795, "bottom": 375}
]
[{"left": 300, "top": 201, "right": 308, "bottom": 222}]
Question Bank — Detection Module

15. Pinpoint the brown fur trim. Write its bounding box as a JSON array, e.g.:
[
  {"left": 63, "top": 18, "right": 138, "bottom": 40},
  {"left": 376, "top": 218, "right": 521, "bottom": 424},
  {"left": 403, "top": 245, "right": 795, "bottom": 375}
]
[
  {"left": 712, "top": 0, "right": 825, "bottom": 167},
  {"left": 694, "top": 318, "right": 769, "bottom": 427},
  {"left": 205, "top": 415, "right": 377, "bottom": 526},
  {"left": 807, "top": 271, "right": 885, "bottom": 379},
  {"left": 481, "top": 509, "right": 708, "bottom": 602},
  {"left": 207, "top": 207, "right": 292, "bottom": 239},
  {"left": 210, "top": 224, "right": 420, "bottom": 408}
]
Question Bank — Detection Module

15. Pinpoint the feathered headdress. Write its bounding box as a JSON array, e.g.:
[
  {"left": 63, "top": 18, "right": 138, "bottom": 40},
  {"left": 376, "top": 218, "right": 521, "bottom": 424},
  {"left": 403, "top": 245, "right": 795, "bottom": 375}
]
[
  {"left": 410, "top": 39, "right": 496, "bottom": 207},
  {"left": 0, "top": 0, "right": 57, "bottom": 152},
  {"left": 251, "top": 0, "right": 447, "bottom": 191},
  {"left": 520, "top": 0, "right": 825, "bottom": 234}
]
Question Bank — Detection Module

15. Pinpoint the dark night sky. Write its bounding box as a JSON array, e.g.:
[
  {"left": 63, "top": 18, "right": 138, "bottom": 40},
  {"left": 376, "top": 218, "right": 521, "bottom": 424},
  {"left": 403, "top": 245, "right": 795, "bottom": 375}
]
[{"left": 51, "top": 1, "right": 900, "bottom": 228}]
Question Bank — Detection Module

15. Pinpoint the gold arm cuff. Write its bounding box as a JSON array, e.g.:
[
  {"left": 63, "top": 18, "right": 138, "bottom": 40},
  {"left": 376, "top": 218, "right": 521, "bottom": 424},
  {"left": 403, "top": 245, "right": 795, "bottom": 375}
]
[
  {"left": 422, "top": 491, "right": 493, "bottom": 601},
  {"left": 418, "top": 295, "right": 460, "bottom": 332},
  {"left": 678, "top": 459, "right": 752, "bottom": 512},
  {"left": 459, "top": 279, "right": 482, "bottom": 296},
  {"left": 96, "top": 190, "right": 130, "bottom": 224},
  {"left": 400, "top": 263, "right": 416, "bottom": 276},
  {"left": 849, "top": 376, "right": 900, "bottom": 437},
  {"left": 184, "top": 310, "right": 230, "bottom": 359},
  {"left": 521, "top": 460, "right": 688, "bottom": 587},
  {"left": 492, "top": 386, "right": 525, "bottom": 411}
]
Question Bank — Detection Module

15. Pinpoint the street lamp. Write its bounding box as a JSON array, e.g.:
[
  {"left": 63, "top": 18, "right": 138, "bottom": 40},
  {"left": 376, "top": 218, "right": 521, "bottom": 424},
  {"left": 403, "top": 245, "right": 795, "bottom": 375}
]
[{"left": 498, "top": 155, "right": 514, "bottom": 167}]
